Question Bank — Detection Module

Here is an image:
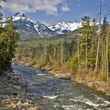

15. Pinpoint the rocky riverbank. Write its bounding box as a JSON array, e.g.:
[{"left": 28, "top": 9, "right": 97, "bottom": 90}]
[
  {"left": 0, "top": 71, "right": 41, "bottom": 110},
  {"left": 46, "top": 66, "right": 110, "bottom": 97},
  {"left": 48, "top": 67, "right": 110, "bottom": 97},
  {"left": 73, "top": 73, "right": 110, "bottom": 97},
  {"left": 0, "top": 98, "right": 40, "bottom": 110}
]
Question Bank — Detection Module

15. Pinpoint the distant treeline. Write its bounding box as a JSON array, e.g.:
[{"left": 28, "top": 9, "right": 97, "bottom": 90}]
[{"left": 16, "top": 37, "right": 76, "bottom": 67}]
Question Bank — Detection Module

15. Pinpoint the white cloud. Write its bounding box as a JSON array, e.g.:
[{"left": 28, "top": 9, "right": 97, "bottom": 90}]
[
  {"left": 1, "top": 0, "right": 70, "bottom": 15},
  {"left": 62, "top": 5, "right": 70, "bottom": 12}
]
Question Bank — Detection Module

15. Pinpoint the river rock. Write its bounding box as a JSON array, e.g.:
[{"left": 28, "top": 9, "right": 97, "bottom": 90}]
[
  {"left": 54, "top": 73, "right": 72, "bottom": 80},
  {"left": 1, "top": 98, "right": 41, "bottom": 110}
]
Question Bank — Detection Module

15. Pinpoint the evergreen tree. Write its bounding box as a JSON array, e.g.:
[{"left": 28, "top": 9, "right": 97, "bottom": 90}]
[
  {"left": 0, "top": 17, "right": 19, "bottom": 73},
  {"left": 79, "top": 16, "right": 96, "bottom": 71}
]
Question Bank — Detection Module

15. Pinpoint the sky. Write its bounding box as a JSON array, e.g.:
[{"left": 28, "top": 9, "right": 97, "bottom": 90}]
[{"left": 0, "top": 0, "right": 110, "bottom": 24}]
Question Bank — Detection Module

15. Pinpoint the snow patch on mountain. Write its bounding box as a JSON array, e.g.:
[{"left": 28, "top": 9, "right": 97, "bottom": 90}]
[{"left": 49, "top": 22, "right": 81, "bottom": 33}]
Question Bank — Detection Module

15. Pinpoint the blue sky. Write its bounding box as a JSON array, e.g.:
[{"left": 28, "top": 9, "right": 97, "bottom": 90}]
[{"left": 1, "top": 0, "right": 110, "bottom": 24}]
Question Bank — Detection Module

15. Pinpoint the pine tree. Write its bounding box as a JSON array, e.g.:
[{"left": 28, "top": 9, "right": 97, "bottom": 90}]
[
  {"left": 0, "top": 17, "right": 19, "bottom": 73},
  {"left": 79, "top": 16, "right": 92, "bottom": 71}
]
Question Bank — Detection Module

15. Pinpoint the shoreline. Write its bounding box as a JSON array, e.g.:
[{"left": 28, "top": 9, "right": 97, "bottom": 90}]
[{"left": 47, "top": 68, "right": 110, "bottom": 98}]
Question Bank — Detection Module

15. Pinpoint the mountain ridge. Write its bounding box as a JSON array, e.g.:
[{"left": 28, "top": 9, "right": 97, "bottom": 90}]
[{"left": 2, "top": 13, "right": 81, "bottom": 39}]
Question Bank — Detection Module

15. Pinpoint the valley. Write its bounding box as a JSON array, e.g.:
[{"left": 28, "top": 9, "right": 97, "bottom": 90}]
[{"left": 0, "top": 0, "right": 110, "bottom": 109}]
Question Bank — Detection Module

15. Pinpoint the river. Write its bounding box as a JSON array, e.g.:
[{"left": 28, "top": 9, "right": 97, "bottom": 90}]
[{"left": 12, "top": 64, "right": 110, "bottom": 110}]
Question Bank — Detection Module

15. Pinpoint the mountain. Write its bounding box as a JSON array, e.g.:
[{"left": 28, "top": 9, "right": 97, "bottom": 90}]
[
  {"left": 12, "top": 13, "right": 60, "bottom": 39},
  {"left": 2, "top": 13, "right": 81, "bottom": 40},
  {"left": 34, "top": 21, "right": 57, "bottom": 37},
  {"left": 13, "top": 13, "right": 39, "bottom": 40},
  {"left": 49, "top": 22, "right": 81, "bottom": 34}
]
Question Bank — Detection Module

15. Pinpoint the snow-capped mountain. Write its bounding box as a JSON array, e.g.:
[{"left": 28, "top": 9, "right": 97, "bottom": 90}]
[
  {"left": 34, "top": 21, "right": 57, "bottom": 37},
  {"left": 12, "top": 13, "right": 38, "bottom": 40},
  {"left": 49, "top": 22, "right": 81, "bottom": 34},
  {"left": 12, "top": 13, "right": 58, "bottom": 39},
  {"left": 2, "top": 13, "right": 81, "bottom": 39}
]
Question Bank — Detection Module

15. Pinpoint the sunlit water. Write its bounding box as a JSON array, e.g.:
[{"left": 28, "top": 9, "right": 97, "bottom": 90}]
[{"left": 12, "top": 64, "right": 110, "bottom": 110}]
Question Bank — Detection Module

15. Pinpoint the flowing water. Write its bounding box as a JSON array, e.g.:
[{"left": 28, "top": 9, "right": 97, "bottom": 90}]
[{"left": 12, "top": 64, "right": 110, "bottom": 110}]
